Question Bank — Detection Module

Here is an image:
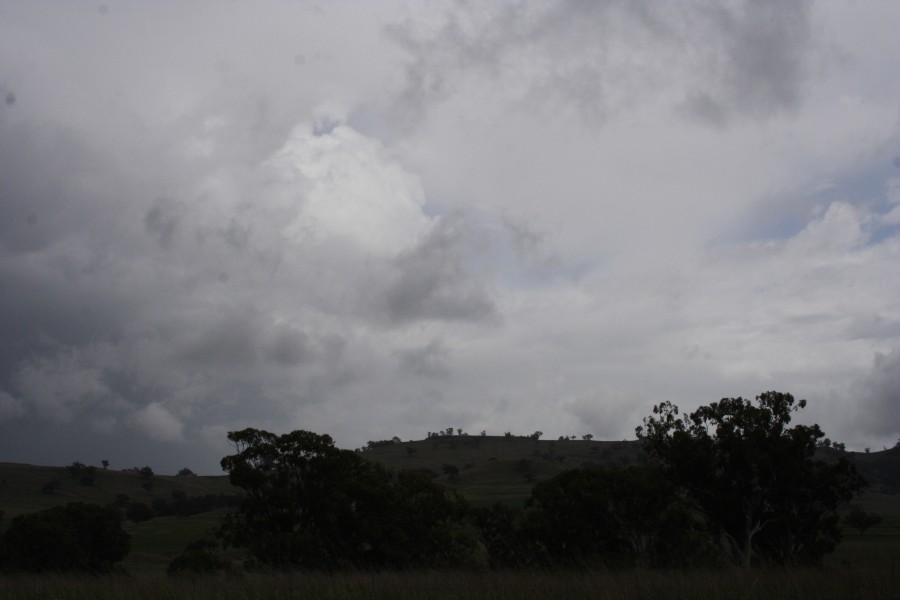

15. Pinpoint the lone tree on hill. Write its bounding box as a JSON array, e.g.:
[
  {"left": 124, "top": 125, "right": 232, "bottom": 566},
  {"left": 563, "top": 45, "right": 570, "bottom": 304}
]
[{"left": 637, "top": 391, "right": 863, "bottom": 568}]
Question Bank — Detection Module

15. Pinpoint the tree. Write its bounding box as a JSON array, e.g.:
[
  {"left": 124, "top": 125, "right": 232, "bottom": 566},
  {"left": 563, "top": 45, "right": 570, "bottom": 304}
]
[
  {"left": 844, "top": 506, "right": 882, "bottom": 537},
  {"left": 523, "top": 466, "right": 706, "bottom": 568},
  {"left": 125, "top": 502, "right": 154, "bottom": 524},
  {"left": 442, "top": 464, "right": 460, "bottom": 480},
  {"left": 177, "top": 467, "right": 196, "bottom": 477},
  {"left": 101, "top": 459, "right": 109, "bottom": 470},
  {"left": 637, "top": 391, "right": 863, "bottom": 567},
  {"left": 219, "top": 428, "right": 473, "bottom": 569},
  {"left": 0, "top": 503, "right": 130, "bottom": 573}
]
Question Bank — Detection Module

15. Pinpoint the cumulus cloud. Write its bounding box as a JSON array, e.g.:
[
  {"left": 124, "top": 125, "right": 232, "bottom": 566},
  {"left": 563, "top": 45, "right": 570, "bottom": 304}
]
[{"left": 0, "top": 1, "right": 898, "bottom": 471}]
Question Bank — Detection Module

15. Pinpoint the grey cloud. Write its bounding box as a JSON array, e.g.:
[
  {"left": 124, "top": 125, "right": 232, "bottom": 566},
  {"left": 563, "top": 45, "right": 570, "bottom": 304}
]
[
  {"left": 390, "top": 0, "right": 815, "bottom": 129},
  {"left": 859, "top": 349, "right": 900, "bottom": 437},
  {"left": 144, "top": 198, "right": 185, "bottom": 248},
  {"left": 385, "top": 217, "right": 496, "bottom": 323},
  {"left": 683, "top": 0, "right": 813, "bottom": 124},
  {"left": 394, "top": 339, "right": 451, "bottom": 379}
]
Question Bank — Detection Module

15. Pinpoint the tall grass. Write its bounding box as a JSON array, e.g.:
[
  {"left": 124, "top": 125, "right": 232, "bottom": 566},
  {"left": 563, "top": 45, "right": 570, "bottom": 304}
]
[{"left": 1, "top": 565, "right": 896, "bottom": 600}]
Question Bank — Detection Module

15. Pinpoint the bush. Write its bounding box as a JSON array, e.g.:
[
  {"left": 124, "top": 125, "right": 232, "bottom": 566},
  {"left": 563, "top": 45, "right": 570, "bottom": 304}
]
[
  {"left": 167, "top": 539, "right": 228, "bottom": 576},
  {"left": 0, "top": 503, "right": 130, "bottom": 573}
]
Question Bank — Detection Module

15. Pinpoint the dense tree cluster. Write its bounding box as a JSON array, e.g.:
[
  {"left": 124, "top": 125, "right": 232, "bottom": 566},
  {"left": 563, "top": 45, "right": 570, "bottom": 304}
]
[
  {"left": 206, "top": 392, "right": 864, "bottom": 572},
  {"left": 218, "top": 428, "right": 473, "bottom": 570}
]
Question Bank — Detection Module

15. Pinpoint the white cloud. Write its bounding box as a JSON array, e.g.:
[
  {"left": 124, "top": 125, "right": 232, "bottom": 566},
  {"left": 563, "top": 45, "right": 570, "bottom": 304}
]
[{"left": 133, "top": 403, "right": 184, "bottom": 443}]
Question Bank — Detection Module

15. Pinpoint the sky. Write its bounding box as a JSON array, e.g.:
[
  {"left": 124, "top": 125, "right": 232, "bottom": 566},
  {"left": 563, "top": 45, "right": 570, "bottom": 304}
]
[{"left": 1, "top": 0, "right": 899, "bottom": 475}]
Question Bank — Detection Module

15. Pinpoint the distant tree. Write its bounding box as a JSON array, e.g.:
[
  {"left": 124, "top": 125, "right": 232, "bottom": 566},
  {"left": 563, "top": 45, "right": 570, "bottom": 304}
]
[
  {"left": 125, "top": 502, "right": 154, "bottom": 524},
  {"left": 442, "top": 464, "right": 460, "bottom": 480},
  {"left": 582, "top": 434, "right": 594, "bottom": 440},
  {"left": 40, "top": 479, "right": 62, "bottom": 494},
  {"left": 66, "top": 461, "right": 97, "bottom": 486},
  {"left": 638, "top": 391, "right": 864, "bottom": 568},
  {"left": 514, "top": 458, "right": 535, "bottom": 482},
  {"left": 865, "top": 447, "right": 871, "bottom": 454},
  {"left": 0, "top": 503, "right": 130, "bottom": 573},
  {"left": 176, "top": 468, "right": 196, "bottom": 477},
  {"left": 480, "top": 430, "right": 487, "bottom": 437},
  {"left": 844, "top": 506, "right": 882, "bottom": 537},
  {"left": 457, "top": 428, "right": 463, "bottom": 436},
  {"left": 391, "top": 436, "right": 401, "bottom": 444},
  {"left": 530, "top": 431, "right": 543, "bottom": 440},
  {"left": 101, "top": 459, "right": 109, "bottom": 470},
  {"left": 139, "top": 466, "right": 154, "bottom": 477}
]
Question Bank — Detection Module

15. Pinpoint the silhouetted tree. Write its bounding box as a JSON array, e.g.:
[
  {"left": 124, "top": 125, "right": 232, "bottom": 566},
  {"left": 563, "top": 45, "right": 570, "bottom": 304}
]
[
  {"left": 218, "top": 428, "right": 474, "bottom": 570},
  {"left": 637, "top": 391, "right": 864, "bottom": 568},
  {"left": 177, "top": 467, "right": 196, "bottom": 477}
]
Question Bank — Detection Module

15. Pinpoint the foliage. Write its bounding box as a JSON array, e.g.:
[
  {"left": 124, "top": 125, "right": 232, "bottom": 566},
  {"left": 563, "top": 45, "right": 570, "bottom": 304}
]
[
  {"left": 125, "top": 502, "right": 154, "bottom": 524},
  {"left": 177, "top": 467, "right": 196, "bottom": 477},
  {"left": 0, "top": 502, "right": 130, "bottom": 573},
  {"left": 66, "top": 461, "right": 97, "bottom": 486},
  {"left": 525, "top": 466, "right": 710, "bottom": 568},
  {"left": 167, "top": 539, "right": 229, "bottom": 576},
  {"left": 219, "top": 428, "right": 474, "bottom": 570},
  {"left": 844, "top": 505, "right": 882, "bottom": 537},
  {"left": 637, "top": 391, "right": 864, "bottom": 567}
]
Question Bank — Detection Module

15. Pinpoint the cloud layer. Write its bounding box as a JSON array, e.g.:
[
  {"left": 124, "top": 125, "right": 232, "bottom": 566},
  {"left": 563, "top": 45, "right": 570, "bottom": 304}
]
[{"left": 1, "top": 0, "right": 899, "bottom": 472}]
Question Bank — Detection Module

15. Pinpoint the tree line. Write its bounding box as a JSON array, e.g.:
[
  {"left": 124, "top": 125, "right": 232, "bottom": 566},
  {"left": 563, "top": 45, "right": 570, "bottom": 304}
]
[{"left": 0, "top": 391, "right": 872, "bottom": 574}]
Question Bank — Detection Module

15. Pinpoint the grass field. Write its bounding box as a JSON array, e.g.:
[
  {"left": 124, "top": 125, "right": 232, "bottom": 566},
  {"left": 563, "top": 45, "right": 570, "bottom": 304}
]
[{"left": 0, "top": 566, "right": 897, "bottom": 600}]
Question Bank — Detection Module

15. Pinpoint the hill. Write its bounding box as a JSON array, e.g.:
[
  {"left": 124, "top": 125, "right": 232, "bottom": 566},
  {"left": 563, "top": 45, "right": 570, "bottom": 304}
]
[{"left": 360, "top": 435, "right": 900, "bottom": 506}]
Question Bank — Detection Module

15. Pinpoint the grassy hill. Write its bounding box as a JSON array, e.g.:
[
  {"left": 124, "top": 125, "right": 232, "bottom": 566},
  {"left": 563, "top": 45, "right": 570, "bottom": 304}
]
[{"left": 360, "top": 435, "right": 644, "bottom": 508}]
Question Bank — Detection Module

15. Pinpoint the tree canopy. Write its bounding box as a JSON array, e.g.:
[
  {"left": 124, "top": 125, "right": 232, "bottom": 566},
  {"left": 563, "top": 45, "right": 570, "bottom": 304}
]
[
  {"left": 636, "top": 391, "right": 863, "bottom": 567},
  {"left": 218, "top": 428, "right": 473, "bottom": 570}
]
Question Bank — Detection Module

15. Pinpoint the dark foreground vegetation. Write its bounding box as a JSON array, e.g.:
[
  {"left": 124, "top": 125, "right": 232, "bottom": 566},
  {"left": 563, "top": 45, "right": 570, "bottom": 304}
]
[
  {"left": 0, "top": 567, "right": 897, "bottom": 600},
  {"left": 0, "top": 391, "right": 897, "bottom": 598}
]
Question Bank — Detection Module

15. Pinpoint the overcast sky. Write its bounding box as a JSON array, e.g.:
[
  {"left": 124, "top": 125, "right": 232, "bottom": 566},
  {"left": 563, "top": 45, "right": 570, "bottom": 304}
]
[{"left": 1, "top": 0, "right": 898, "bottom": 474}]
